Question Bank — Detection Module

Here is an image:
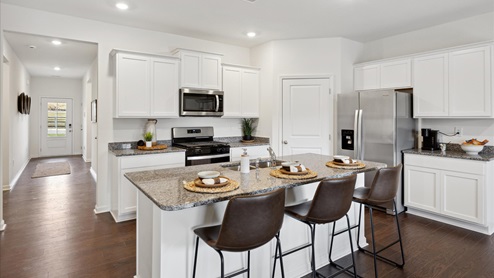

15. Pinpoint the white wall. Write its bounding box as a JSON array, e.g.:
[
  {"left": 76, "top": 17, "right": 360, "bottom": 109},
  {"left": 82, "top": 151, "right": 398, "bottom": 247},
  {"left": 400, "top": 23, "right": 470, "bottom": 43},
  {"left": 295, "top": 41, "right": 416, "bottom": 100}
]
[
  {"left": 251, "top": 37, "right": 363, "bottom": 154},
  {"left": 82, "top": 59, "right": 97, "bottom": 163},
  {"left": 1, "top": 3, "right": 251, "bottom": 213},
  {"left": 2, "top": 40, "right": 30, "bottom": 190},
  {"left": 360, "top": 12, "right": 494, "bottom": 147},
  {"left": 29, "top": 77, "right": 83, "bottom": 157},
  {"left": 0, "top": 1, "right": 5, "bottom": 231},
  {"left": 361, "top": 12, "right": 494, "bottom": 62}
]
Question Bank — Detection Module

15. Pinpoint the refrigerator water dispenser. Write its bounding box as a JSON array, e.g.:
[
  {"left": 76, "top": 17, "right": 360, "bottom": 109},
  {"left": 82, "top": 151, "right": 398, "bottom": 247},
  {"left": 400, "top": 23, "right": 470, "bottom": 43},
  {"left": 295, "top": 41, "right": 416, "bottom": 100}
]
[{"left": 341, "top": 129, "right": 354, "bottom": 150}]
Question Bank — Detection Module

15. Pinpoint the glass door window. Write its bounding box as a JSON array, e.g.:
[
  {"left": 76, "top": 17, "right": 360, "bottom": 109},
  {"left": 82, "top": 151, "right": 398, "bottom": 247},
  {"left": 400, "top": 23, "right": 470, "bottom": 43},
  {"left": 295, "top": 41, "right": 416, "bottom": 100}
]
[{"left": 47, "top": 102, "right": 67, "bottom": 137}]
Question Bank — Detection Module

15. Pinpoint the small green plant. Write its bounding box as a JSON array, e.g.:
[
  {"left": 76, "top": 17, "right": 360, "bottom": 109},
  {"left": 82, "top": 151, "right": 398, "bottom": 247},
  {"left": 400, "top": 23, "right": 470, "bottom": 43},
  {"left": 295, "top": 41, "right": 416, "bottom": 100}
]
[
  {"left": 144, "top": 131, "right": 153, "bottom": 141},
  {"left": 241, "top": 118, "right": 257, "bottom": 139}
]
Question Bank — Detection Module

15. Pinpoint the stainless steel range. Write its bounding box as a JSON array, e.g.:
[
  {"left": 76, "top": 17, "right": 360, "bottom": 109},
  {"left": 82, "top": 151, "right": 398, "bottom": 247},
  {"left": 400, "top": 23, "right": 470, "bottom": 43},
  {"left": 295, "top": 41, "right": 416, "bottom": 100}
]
[{"left": 172, "top": 127, "right": 230, "bottom": 166}]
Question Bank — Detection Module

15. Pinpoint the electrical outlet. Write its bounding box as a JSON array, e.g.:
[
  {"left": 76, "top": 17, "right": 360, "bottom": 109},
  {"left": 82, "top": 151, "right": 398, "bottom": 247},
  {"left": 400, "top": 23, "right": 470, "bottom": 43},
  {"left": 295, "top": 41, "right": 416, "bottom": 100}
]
[{"left": 454, "top": 127, "right": 463, "bottom": 136}]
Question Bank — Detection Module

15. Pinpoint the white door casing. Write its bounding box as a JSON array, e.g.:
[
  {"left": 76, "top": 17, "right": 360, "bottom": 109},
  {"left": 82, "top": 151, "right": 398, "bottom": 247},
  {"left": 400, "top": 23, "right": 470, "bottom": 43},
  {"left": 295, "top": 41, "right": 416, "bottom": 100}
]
[
  {"left": 40, "top": 97, "right": 73, "bottom": 157},
  {"left": 282, "top": 78, "right": 332, "bottom": 156}
]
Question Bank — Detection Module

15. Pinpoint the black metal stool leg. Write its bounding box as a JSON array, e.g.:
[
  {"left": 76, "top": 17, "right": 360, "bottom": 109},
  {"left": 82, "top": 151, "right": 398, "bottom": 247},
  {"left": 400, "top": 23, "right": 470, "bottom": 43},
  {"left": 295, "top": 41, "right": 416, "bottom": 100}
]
[
  {"left": 345, "top": 214, "right": 358, "bottom": 278},
  {"left": 272, "top": 233, "right": 285, "bottom": 278},
  {"left": 247, "top": 250, "right": 251, "bottom": 278},
  {"left": 368, "top": 206, "right": 378, "bottom": 278},
  {"left": 215, "top": 249, "right": 225, "bottom": 278},
  {"left": 356, "top": 203, "right": 364, "bottom": 251},
  {"left": 309, "top": 224, "right": 317, "bottom": 278},
  {"left": 192, "top": 236, "right": 199, "bottom": 278},
  {"left": 393, "top": 200, "right": 405, "bottom": 267}
]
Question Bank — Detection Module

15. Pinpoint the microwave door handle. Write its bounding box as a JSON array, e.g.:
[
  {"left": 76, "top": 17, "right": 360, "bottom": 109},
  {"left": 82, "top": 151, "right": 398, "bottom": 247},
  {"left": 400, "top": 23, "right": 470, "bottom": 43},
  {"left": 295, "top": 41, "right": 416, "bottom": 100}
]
[{"left": 215, "top": 95, "right": 220, "bottom": 112}]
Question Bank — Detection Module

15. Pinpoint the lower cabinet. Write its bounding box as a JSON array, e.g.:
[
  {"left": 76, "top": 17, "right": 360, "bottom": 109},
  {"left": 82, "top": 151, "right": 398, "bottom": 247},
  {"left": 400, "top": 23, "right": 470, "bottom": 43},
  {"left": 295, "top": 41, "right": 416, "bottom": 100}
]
[
  {"left": 404, "top": 154, "right": 493, "bottom": 234},
  {"left": 230, "top": 145, "right": 270, "bottom": 162},
  {"left": 110, "top": 152, "right": 185, "bottom": 222}
]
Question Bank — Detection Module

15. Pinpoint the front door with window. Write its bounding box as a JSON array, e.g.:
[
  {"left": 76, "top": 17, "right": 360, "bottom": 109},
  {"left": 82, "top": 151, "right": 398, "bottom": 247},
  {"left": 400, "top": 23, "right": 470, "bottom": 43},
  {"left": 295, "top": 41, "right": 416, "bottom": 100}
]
[{"left": 40, "top": 98, "right": 73, "bottom": 157}]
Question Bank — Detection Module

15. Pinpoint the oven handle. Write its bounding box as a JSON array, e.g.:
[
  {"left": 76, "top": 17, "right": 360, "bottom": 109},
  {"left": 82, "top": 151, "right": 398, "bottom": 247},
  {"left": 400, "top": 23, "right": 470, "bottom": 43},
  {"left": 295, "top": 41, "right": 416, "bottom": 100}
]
[
  {"left": 187, "top": 153, "right": 230, "bottom": 161},
  {"left": 215, "top": 95, "right": 220, "bottom": 112}
]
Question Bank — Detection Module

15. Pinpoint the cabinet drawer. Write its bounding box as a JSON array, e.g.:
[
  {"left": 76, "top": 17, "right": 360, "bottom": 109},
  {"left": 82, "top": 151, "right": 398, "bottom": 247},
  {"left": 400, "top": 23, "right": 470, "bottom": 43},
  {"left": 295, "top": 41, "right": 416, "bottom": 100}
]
[
  {"left": 404, "top": 154, "right": 485, "bottom": 175},
  {"left": 121, "top": 152, "right": 185, "bottom": 168}
]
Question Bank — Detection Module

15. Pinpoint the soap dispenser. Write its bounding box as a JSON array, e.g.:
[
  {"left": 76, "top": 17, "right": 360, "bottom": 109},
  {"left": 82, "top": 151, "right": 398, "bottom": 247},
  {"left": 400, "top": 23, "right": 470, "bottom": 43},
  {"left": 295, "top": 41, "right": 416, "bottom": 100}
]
[{"left": 240, "top": 148, "right": 250, "bottom": 173}]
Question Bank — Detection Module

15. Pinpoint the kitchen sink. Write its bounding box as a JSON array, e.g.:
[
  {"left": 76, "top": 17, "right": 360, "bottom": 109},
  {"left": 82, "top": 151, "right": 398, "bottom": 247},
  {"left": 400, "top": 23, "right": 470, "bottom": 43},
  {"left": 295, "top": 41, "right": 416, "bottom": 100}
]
[{"left": 221, "top": 160, "right": 285, "bottom": 171}]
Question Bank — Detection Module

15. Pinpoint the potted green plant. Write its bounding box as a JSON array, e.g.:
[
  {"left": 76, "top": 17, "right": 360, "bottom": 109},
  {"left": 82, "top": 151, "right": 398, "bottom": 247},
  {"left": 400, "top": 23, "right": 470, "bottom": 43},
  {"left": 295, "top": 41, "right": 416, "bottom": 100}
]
[
  {"left": 241, "top": 118, "right": 257, "bottom": 141},
  {"left": 144, "top": 131, "right": 153, "bottom": 147}
]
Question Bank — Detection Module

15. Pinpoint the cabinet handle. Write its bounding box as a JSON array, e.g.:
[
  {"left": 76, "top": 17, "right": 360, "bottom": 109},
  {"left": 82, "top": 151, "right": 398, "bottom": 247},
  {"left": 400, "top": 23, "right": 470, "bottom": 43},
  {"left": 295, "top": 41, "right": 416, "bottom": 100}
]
[{"left": 283, "top": 140, "right": 288, "bottom": 144}]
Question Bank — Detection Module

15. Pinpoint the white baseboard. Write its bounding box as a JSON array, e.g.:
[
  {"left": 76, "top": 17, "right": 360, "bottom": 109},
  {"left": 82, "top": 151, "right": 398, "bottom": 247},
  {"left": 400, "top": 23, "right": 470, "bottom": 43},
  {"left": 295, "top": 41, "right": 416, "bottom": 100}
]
[
  {"left": 4, "top": 158, "right": 30, "bottom": 191},
  {"left": 94, "top": 205, "right": 110, "bottom": 214},
  {"left": 90, "top": 167, "right": 97, "bottom": 182},
  {"left": 0, "top": 220, "right": 6, "bottom": 231}
]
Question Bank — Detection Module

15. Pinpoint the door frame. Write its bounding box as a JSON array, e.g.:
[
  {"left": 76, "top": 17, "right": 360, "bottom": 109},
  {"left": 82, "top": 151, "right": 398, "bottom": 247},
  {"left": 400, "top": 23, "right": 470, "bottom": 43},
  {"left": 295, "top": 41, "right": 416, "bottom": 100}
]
[
  {"left": 275, "top": 74, "right": 335, "bottom": 156},
  {"left": 39, "top": 97, "right": 74, "bottom": 157}
]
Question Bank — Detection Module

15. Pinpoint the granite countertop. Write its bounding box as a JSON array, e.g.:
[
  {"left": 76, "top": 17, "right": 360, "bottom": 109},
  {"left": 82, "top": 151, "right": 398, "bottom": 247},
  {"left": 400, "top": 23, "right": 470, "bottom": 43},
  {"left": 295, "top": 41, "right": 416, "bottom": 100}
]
[
  {"left": 124, "top": 153, "right": 386, "bottom": 211},
  {"left": 108, "top": 137, "right": 270, "bottom": 157},
  {"left": 403, "top": 143, "right": 494, "bottom": 161}
]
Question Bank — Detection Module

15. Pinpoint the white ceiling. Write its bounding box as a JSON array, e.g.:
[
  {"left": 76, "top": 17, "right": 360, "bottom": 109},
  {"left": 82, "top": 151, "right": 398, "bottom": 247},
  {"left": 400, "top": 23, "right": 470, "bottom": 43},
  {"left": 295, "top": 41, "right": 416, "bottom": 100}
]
[
  {"left": 4, "top": 31, "right": 97, "bottom": 78},
  {"left": 1, "top": 0, "right": 493, "bottom": 78}
]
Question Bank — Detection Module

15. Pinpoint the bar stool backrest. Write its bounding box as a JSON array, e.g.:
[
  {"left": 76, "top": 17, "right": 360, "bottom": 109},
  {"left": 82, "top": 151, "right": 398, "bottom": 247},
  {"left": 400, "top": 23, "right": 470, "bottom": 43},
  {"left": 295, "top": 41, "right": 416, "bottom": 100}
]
[
  {"left": 215, "top": 188, "right": 286, "bottom": 252},
  {"left": 306, "top": 174, "right": 357, "bottom": 224},
  {"left": 366, "top": 164, "right": 402, "bottom": 204}
]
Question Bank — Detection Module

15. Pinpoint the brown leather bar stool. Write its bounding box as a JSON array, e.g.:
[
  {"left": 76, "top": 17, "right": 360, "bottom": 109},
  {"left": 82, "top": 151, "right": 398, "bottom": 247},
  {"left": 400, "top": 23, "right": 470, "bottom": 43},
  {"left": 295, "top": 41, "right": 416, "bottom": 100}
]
[
  {"left": 192, "top": 188, "right": 286, "bottom": 278},
  {"left": 353, "top": 164, "right": 405, "bottom": 278},
  {"left": 281, "top": 174, "right": 358, "bottom": 278}
]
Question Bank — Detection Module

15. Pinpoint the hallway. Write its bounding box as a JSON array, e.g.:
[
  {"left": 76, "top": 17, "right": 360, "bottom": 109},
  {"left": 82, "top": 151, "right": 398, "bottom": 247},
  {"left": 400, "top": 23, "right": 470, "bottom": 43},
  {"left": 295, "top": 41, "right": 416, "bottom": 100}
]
[{"left": 0, "top": 156, "right": 135, "bottom": 277}]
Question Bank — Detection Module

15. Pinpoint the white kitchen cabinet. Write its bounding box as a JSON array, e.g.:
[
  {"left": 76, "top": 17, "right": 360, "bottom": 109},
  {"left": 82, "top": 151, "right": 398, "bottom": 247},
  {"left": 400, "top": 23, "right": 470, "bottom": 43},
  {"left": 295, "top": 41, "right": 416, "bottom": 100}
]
[
  {"left": 404, "top": 154, "right": 494, "bottom": 234},
  {"left": 222, "top": 64, "right": 260, "bottom": 118},
  {"left": 354, "top": 59, "right": 411, "bottom": 91},
  {"left": 173, "top": 49, "right": 222, "bottom": 90},
  {"left": 112, "top": 49, "right": 179, "bottom": 118},
  {"left": 230, "top": 145, "right": 270, "bottom": 162},
  {"left": 110, "top": 152, "right": 185, "bottom": 222},
  {"left": 413, "top": 45, "right": 492, "bottom": 118}
]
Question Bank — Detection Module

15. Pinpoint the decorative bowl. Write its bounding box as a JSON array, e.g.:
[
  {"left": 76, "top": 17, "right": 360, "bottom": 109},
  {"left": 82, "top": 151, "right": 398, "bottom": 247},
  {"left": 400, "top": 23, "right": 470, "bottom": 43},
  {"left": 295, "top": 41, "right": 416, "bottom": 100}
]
[
  {"left": 281, "top": 161, "right": 299, "bottom": 167},
  {"left": 198, "top": 171, "right": 220, "bottom": 179},
  {"left": 460, "top": 144, "right": 484, "bottom": 155}
]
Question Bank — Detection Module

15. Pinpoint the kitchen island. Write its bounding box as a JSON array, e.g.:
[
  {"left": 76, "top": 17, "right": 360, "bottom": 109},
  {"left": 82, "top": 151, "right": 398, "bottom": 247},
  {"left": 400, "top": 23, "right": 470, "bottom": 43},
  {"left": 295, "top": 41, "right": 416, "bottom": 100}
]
[{"left": 125, "top": 153, "right": 386, "bottom": 278}]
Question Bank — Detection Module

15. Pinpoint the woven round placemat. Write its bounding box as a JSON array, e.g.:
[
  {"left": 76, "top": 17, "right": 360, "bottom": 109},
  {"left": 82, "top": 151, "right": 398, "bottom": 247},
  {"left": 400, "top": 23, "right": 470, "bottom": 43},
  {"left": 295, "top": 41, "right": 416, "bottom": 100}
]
[
  {"left": 270, "top": 169, "right": 317, "bottom": 179},
  {"left": 184, "top": 179, "right": 239, "bottom": 193},
  {"left": 326, "top": 161, "right": 366, "bottom": 169}
]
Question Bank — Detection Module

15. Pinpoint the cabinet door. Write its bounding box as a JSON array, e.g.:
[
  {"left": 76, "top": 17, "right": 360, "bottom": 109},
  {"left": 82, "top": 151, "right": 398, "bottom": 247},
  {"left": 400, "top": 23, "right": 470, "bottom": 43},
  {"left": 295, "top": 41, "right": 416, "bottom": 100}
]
[
  {"left": 380, "top": 59, "right": 412, "bottom": 89},
  {"left": 180, "top": 52, "right": 202, "bottom": 88},
  {"left": 150, "top": 58, "right": 179, "bottom": 117},
  {"left": 115, "top": 53, "right": 150, "bottom": 117},
  {"left": 442, "top": 171, "right": 484, "bottom": 224},
  {"left": 449, "top": 46, "right": 491, "bottom": 117},
  {"left": 354, "top": 65, "right": 380, "bottom": 91},
  {"left": 201, "top": 54, "right": 222, "bottom": 90},
  {"left": 404, "top": 165, "right": 441, "bottom": 213},
  {"left": 222, "top": 66, "right": 242, "bottom": 117},
  {"left": 413, "top": 53, "right": 449, "bottom": 117},
  {"left": 241, "top": 69, "right": 260, "bottom": 117}
]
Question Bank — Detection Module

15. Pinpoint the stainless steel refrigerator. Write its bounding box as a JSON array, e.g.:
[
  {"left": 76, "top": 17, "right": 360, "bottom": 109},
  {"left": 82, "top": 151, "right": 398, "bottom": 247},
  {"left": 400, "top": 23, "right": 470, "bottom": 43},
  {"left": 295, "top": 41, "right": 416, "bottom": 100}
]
[{"left": 337, "top": 89, "right": 416, "bottom": 214}]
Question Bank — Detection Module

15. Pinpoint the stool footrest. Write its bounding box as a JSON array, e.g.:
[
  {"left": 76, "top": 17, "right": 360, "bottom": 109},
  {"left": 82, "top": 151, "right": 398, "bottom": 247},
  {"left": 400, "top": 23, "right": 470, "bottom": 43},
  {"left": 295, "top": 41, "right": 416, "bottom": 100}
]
[
  {"left": 359, "top": 247, "right": 404, "bottom": 267},
  {"left": 328, "top": 261, "right": 364, "bottom": 278},
  {"left": 224, "top": 267, "right": 249, "bottom": 278}
]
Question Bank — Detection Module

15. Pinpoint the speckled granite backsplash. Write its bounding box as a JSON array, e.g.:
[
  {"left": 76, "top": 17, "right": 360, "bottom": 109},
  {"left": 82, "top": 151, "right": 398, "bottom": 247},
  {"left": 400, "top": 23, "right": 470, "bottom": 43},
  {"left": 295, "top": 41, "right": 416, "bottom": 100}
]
[{"left": 109, "top": 140, "right": 172, "bottom": 150}]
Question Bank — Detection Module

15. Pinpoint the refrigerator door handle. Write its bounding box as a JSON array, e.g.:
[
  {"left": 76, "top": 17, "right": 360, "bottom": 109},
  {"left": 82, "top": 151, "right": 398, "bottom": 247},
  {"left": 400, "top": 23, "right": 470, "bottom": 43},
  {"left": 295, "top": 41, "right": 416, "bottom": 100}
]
[
  {"left": 353, "top": 109, "right": 359, "bottom": 160},
  {"left": 358, "top": 109, "right": 363, "bottom": 160}
]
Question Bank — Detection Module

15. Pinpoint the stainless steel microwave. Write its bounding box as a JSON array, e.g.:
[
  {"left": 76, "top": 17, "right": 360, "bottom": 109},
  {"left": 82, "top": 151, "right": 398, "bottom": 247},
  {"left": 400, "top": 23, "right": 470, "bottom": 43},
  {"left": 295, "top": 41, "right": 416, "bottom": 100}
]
[{"left": 179, "top": 88, "right": 224, "bottom": 117}]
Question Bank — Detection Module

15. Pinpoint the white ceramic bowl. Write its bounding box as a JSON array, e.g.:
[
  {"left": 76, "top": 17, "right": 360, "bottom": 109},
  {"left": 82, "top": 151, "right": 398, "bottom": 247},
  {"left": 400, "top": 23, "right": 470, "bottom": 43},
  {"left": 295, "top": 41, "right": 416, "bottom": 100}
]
[
  {"left": 281, "top": 161, "right": 299, "bottom": 167},
  {"left": 198, "top": 171, "right": 220, "bottom": 179},
  {"left": 460, "top": 144, "right": 484, "bottom": 155},
  {"left": 333, "top": 155, "right": 350, "bottom": 160}
]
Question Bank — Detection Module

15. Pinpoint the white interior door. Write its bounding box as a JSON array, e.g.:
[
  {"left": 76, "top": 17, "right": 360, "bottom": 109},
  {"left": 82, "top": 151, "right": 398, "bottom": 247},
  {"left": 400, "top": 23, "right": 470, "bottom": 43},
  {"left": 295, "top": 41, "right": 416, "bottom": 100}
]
[
  {"left": 40, "top": 98, "right": 73, "bottom": 157},
  {"left": 282, "top": 78, "right": 332, "bottom": 156}
]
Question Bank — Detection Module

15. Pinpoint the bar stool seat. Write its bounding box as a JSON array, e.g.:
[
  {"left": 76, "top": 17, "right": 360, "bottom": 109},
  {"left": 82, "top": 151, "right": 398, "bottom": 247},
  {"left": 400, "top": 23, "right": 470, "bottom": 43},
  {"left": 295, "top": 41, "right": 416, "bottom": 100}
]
[
  {"left": 280, "top": 175, "right": 358, "bottom": 278},
  {"left": 192, "top": 188, "right": 286, "bottom": 278}
]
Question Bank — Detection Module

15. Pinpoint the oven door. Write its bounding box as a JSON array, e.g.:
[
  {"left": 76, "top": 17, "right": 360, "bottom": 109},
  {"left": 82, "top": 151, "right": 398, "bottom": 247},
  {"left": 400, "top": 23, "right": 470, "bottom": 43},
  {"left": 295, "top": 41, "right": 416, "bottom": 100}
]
[
  {"left": 180, "top": 88, "right": 224, "bottom": 117},
  {"left": 186, "top": 153, "right": 230, "bottom": 166}
]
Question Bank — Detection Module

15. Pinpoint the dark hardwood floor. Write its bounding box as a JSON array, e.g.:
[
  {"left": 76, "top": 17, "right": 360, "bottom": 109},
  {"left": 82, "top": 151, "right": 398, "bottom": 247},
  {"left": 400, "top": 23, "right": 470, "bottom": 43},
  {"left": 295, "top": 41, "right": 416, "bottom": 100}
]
[
  {"left": 0, "top": 156, "right": 135, "bottom": 278},
  {"left": 2, "top": 156, "right": 494, "bottom": 277}
]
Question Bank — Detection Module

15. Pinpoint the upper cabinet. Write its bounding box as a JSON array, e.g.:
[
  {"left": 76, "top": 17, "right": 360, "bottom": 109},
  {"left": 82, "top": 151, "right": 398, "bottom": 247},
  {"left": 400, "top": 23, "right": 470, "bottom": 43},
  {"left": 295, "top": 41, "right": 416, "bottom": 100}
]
[
  {"left": 414, "top": 45, "right": 492, "bottom": 118},
  {"left": 354, "top": 59, "right": 412, "bottom": 91},
  {"left": 222, "top": 64, "right": 260, "bottom": 118},
  {"left": 112, "top": 49, "right": 179, "bottom": 118},
  {"left": 172, "top": 49, "right": 222, "bottom": 90}
]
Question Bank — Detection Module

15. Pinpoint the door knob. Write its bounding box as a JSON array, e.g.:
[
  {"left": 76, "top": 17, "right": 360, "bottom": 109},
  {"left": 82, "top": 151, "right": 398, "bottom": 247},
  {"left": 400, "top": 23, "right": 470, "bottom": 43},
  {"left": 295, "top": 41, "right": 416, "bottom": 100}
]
[{"left": 283, "top": 140, "right": 288, "bottom": 144}]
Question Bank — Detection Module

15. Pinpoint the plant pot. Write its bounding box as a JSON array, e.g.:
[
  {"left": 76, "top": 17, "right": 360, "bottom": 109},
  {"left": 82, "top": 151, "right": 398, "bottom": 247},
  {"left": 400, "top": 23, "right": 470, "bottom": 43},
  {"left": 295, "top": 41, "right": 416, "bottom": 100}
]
[
  {"left": 145, "top": 141, "right": 152, "bottom": 148},
  {"left": 242, "top": 135, "right": 252, "bottom": 141}
]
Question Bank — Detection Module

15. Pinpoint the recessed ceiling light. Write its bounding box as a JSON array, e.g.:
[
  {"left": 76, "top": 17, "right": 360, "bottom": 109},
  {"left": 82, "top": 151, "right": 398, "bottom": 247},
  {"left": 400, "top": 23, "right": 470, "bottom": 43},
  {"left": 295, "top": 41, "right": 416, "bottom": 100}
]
[
  {"left": 54, "top": 67, "right": 61, "bottom": 71},
  {"left": 51, "top": 40, "right": 62, "bottom": 45},
  {"left": 246, "top": 32, "right": 256, "bottom": 38},
  {"left": 116, "top": 2, "right": 129, "bottom": 10}
]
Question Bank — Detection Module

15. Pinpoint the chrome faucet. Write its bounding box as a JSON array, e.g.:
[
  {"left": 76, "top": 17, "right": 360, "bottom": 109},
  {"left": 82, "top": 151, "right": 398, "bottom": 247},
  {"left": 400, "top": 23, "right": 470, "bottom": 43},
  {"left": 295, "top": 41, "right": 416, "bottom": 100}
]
[{"left": 267, "top": 146, "right": 277, "bottom": 167}]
